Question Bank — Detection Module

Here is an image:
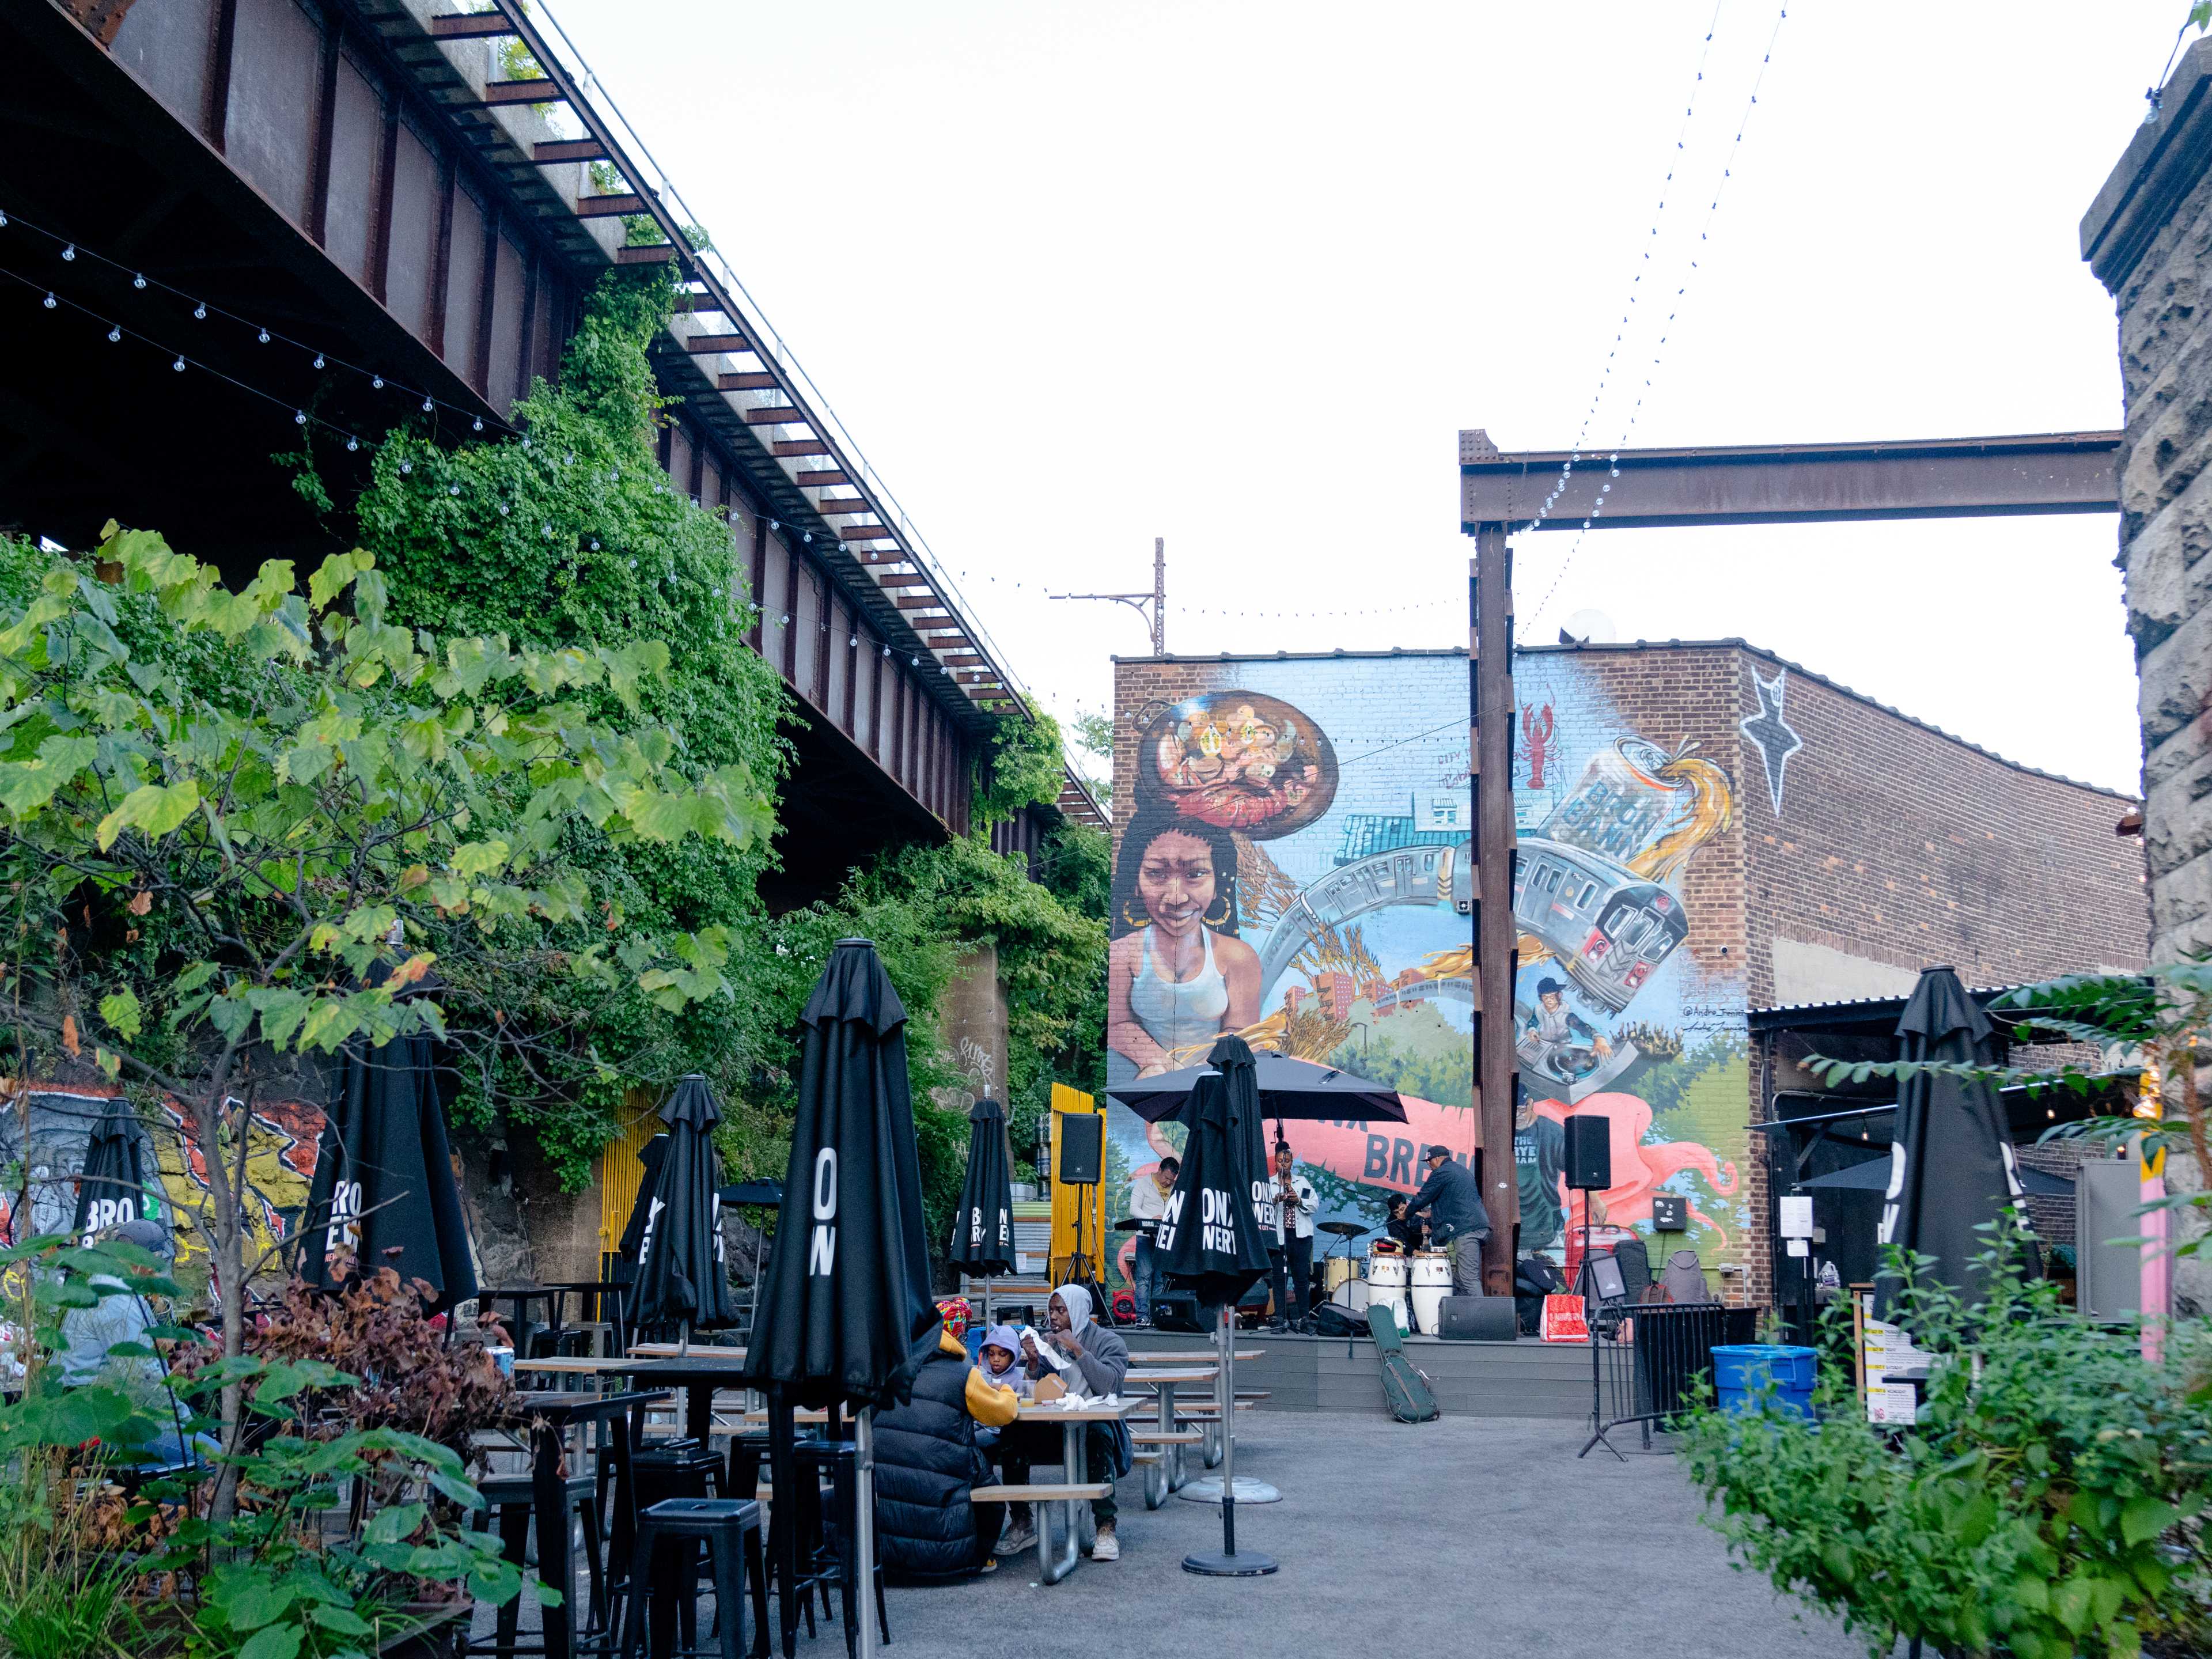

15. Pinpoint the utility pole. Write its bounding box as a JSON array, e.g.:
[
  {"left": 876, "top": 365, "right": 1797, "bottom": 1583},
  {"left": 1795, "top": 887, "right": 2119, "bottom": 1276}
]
[
  {"left": 1051, "top": 536, "right": 1166, "bottom": 654},
  {"left": 1469, "top": 529, "right": 1520, "bottom": 1298}
]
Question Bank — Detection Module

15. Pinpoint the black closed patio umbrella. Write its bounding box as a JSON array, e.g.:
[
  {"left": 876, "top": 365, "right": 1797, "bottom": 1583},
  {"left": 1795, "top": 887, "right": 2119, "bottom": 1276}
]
[
  {"left": 1875, "top": 965, "right": 2037, "bottom": 1319},
  {"left": 947, "top": 1097, "right": 1016, "bottom": 1324},
  {"left": 630, "top": 1077, "right": 740, "bottom": 1340},
  {"left": 300, "top": 1030, "right": 477, "bottom": 1316},
  {"left": 73, "top": 1101, "right": 153, "bottom": 1247},
  {"left": 741, "top": 938, "right": 938, "bottom": 1659},
  {"left": 1153, "top": 1034, "right": 1279, "bottom": 1578}
]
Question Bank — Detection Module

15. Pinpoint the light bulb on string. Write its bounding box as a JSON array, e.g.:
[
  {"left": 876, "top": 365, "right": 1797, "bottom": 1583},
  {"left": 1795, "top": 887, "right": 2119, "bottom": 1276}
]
[
  {"left": 346, "top": 436, "right": 358, "bottom": 452},
  {"left": 449, "top": 484, "right": 460, "bottom": 497},
  {"left": 60, "top": 245, "right": 74, "bottom": 262},
  {"left": 371, "top": 376, "right": 382, "bottom": 389},
  {"left": 313, "top": 353, "right": 324, "bottom": 369},
  {"left": 193, "top": 304, "right": 204, "bottom": 320},
  {"left": 0, "top": 211, "right": 9, "bottom": 226},
  {"left": 422, "top": 397, "right": 433, "bottom": 413},
  {"left": 41, "top": 293, "right": 53, "bottom": 309},
  {"left": 171, "top": 357, "right": 184, "bottom": 372},
  {"left": 294, "top": 411, "right": 306, "bottom": 426},
  {"left": 105, "top": 326, "right": 119, "bottom": 343},
  {"left": 257, "top": 328, "right": 269, "bottom": 344},
  {"left": 472, "top": 417, "right": 483, "bottom": 433},
  {"left": 400, "top": 460, "right": 412, "bottom": 474},
  {"left": 132, "top": 274, "right": 145, "bottom": 290}
]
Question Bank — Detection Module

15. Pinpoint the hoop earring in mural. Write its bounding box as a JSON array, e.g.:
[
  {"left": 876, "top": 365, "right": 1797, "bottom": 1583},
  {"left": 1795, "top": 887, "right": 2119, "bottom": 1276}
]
[
  {"left": 1202, "top": 891, "right": 1232, "bottom": 927},
  {"left": 1122, "top": 896, "right": 1150, "bottom": 930}
]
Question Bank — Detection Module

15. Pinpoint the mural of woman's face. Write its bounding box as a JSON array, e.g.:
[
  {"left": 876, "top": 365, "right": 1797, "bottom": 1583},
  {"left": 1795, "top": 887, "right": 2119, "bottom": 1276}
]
[{"left": 1137, "top": 829, "right": 1217, "bottom": 935}]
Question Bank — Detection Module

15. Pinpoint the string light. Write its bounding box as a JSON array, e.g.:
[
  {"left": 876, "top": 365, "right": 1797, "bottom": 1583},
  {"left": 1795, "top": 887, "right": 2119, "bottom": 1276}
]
[
  {"left": 1, "top": 200, "right": 518, "bottom": 439},
  {"left": 1520, "top": 4, "right": 1790, "bottom": 640}
]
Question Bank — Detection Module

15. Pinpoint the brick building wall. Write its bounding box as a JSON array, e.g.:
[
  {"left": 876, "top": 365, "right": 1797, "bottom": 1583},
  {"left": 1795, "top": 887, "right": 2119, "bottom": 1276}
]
[{"left": 1111, "top": 643, "right": 2144, "bottom": 1314}]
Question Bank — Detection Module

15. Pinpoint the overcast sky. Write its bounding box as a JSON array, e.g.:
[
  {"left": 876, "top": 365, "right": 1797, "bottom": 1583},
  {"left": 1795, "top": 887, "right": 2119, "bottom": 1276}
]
[{"left": 544, "top": 1, "right": 2187, "bottom": 796}]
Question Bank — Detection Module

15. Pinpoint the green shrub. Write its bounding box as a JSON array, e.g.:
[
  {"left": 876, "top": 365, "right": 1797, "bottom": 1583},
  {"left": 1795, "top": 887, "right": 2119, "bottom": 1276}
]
[{"left": 1681, "top": 1251, "right": 2212, "bottom": 1658}]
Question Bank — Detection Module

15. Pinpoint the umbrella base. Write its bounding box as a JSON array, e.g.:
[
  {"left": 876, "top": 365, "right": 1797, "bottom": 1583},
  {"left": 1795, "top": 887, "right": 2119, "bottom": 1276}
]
[
  {"left": 1179, "top": 1476, "right": 1280, "bottom": 1503},
  {"left": 1183, "top": 1548, "right": 1279, "bottom": 1577}
]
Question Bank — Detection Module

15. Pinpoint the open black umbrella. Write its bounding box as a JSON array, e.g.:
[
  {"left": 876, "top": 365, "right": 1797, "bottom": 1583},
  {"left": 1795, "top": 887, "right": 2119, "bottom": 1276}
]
[
  {"left": 1802, "top": 1155, "right": 2071, "bottom": 1196},
  {"left": 948, "top": 1097, "right": 1016, "bottom": 1321},
  {"left": 1111, "top": 1047, "right": 1408, "bottom": 1132},
  {"left": 1153, "top": 1035, "right": 1279, "bottom": 1578},
  {"left": 1875, "top": 965, "right": 2037, "bottom": 1319},
  {"left": 73, "top": 1102, "right": 151, "bottom": 1247},
  {"left": 631, "top": 1077, "right": 740, "bottom": 1338},
  {"left": 300, "top": 1031, "right": 477, "bottom": 1315},
  {"left": 742, "top": 938, "right": 938, "bottom": 1659}
]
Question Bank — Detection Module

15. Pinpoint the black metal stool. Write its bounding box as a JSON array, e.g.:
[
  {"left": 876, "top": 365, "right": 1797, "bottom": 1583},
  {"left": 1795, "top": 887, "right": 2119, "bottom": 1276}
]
[
  {"left": 617, "top": 1498, "right": 767, "bottom": 1659},
  {"left": 791, "top": 1442, "right": 888, "bottom": 1659},
  {"left": 469, "top": 1472, "right": 603, "bottom": 1659}
]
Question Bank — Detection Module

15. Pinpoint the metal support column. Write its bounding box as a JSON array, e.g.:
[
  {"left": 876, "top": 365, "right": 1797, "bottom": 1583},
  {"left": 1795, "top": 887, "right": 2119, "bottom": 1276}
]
[{"left": 1471, "top": 529, "right": 1520, "bottom": 1296}]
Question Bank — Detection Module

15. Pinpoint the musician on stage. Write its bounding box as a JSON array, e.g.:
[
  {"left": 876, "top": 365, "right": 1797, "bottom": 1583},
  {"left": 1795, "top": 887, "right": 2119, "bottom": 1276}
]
[
  {"left": 1126, "top": 1155, "right": 1179, "bottom": 1323},
  {"left": 1267, "top": 1141, "right": 1318, "bottom": 1330},
  {"left": 1384, "top": 1192, "right": 1427, "bottom": 1251},
  {"left": 1406, "top": 1143, "right": 1492, "bottom": 1301}
]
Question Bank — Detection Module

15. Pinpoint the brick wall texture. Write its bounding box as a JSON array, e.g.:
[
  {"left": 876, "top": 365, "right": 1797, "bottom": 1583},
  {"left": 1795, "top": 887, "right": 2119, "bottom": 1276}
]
[{"left": 1112, "top": 644, "right": 2146, "bottom": 1311}]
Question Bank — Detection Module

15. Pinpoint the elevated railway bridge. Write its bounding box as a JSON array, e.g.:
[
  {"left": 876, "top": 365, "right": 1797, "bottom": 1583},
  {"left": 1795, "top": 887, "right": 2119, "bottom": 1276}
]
[{"left": 0, "top": 0, "right": 1102, "bottom": 899}]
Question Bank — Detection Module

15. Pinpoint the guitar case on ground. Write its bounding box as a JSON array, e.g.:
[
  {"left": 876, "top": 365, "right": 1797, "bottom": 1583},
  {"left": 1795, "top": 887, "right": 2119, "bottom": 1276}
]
[{"left": 1368, "top": 1305, "right": 1440, "bottom": 1422}]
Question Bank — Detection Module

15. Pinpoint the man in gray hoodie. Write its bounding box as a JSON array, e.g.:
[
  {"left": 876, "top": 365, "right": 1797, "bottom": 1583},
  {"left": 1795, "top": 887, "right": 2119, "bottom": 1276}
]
[{"left": 993, "top": 1284, "right": 1131, "bottom": 1561}]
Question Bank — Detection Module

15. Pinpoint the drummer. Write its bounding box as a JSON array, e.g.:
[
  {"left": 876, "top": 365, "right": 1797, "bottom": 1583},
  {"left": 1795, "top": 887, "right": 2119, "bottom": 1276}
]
[
  {"left": 1384, "top": 1192, "right": 1426, "bottom": 1252},
  {"left": 1126, "top": 1156, "right": 1179, "bottom": 1323},
  {"left": 1404, "top": 1143, "right": 1491, "bottom": 1301}
]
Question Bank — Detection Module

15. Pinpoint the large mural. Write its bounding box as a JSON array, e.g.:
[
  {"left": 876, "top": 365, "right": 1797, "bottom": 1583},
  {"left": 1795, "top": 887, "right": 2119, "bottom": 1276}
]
[
  {"left": 0, "top": 1082, "right": 325, "bottom": 1285},
  {"left": 1107, "top": 654, "right": 1748, "bottom": 1291}
]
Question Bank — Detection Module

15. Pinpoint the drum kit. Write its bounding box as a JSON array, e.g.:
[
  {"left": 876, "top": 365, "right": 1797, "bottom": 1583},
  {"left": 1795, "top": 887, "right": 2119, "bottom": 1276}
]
[{"left": 1320, "top": 1221, "right": 1455, "bottom": 1335}]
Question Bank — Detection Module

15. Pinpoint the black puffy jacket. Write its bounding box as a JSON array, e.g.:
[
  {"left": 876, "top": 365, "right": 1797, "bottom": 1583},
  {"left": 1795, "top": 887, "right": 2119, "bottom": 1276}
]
[{"left": 872, "top": 1333, "right": 1017, "bottom": 1580}]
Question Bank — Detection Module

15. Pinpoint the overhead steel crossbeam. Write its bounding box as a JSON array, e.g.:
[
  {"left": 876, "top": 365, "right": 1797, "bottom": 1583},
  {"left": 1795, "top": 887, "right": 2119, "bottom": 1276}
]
[{"left": 1459, "top": 428, "right": 2120, "bottom": 532}]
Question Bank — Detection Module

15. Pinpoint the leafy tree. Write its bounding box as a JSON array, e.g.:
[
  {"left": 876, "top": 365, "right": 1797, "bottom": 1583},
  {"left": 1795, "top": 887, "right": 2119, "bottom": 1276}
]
[
  {"left": 975, "top": 701, "right": 1067, "bottom": 827},
  {"left": 307, "top": 269, "right": 794, "bottom": 1185},
  {"left": 0, "top": 523, "right": 766, "bottom": 1521}
]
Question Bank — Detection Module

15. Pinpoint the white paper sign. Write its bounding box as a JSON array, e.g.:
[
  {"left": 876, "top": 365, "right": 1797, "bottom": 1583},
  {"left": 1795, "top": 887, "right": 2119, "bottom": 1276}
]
[
  {"left": 1786, "top": 1238, "right": 1809, "bottom": 1257},
  {"left": 1868, "top": 1383, "right": 1919, "bottom": 1425},
  {"left": 1779, "top": 1195, "right": 1815, "bottom": 1238}
]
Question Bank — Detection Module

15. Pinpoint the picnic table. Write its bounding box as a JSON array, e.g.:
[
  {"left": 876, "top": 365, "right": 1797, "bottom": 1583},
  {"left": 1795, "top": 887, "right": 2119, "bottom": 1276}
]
[
  {"left": 972, "top": 1397, "right": 1139, "bottom": 1585},
  {"left": 1123, "top": 1366, "right": 1216, "bottom": 1505}
]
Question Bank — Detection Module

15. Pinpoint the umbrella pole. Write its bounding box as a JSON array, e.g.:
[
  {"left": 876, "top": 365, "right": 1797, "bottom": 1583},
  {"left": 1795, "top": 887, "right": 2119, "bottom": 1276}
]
[
  {"left": 855, "top": 1406, "right": 879, "bottom": 1659},
  {"left": 1181, "top": 1298, "right": 1277, "bottom": 1576}
]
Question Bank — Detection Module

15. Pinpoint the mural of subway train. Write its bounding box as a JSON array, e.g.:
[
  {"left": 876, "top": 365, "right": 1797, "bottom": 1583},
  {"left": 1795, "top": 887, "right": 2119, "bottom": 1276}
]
[{"left": 1511, "top": 836, "right": 1687, "bottom": 1014}]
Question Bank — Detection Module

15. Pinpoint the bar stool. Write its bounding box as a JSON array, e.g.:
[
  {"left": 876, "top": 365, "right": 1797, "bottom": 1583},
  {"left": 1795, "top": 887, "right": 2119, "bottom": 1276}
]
[
  {"left": 617, "top": 1498, "right": 767, "bottom": 1659},
  {"left": 791, "top": 1442, "right": 888, "bottom": 1659},
  {"left": 469, "top": 1472, "right": 603, "bottom": 1659}
]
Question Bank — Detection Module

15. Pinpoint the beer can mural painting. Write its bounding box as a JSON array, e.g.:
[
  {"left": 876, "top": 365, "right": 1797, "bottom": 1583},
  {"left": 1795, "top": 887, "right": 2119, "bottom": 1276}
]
[{"left": 1107, "top": 653, "right": 1747, "bottom": 1293}]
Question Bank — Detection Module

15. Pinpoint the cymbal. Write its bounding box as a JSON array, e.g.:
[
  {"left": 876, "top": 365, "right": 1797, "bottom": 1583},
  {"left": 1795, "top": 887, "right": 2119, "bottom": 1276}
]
[{"left": 1319, "top": 1220, "right": 1368, "bottom": 1237}]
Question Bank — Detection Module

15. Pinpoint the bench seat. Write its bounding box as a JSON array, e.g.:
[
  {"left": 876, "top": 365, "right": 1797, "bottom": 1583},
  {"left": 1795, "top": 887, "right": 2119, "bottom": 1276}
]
[{"left": 971, "top": 1482, "right": 1111, "bottom": 1502}]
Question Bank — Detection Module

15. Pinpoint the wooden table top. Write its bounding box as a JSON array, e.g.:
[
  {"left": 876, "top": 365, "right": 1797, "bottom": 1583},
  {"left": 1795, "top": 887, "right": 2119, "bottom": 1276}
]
[
  {"left": 1124, "top": 1367, "right": 1218, "bottom": 1384},
  {"left": 625, "top": 1342, "right": 748, "bottom": 1359},
  {"left": 1127, "top": 1349, "right": 1262, "bottom": 1363}
]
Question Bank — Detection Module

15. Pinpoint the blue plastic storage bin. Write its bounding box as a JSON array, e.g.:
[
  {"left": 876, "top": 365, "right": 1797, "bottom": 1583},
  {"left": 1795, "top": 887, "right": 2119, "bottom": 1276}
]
[{"left": 1712, "top": 1343, "right": 1816, "bottom": 1418}]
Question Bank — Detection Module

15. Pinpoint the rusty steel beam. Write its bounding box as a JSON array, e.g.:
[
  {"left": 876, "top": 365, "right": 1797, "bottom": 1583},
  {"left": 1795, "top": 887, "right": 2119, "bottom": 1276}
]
[
  {"left": 615, "top": 243, "right": 678, "bottom": 264},
  {"left": 774, "top": 438, "right": 835, "bottom": 457},
  {"left": 796, "top": 469, "right": 852, "bottom": 488},
  {"left": 480, "top": 78, "right": 560, "bottom": 105},
  {"left": 718, "top": 371, "right": 779, "bottom": 391},
  {"left": 1459, "top": 429, "right": 2122, "bottom": 531},
  {"left": 574, "top": 193, "right": 646, "bottom": 218},
  {"left": 430, "top": 13, "right": 517, "bottom": 37},
  {"left": 839, "top": 524, "right": 892, "bottom": 540},
  {"left": 686, "top": 333, "right": 753, "bottom": 355},
  {"left": 743, "top": 406, "right": 806, "bottom": 425},
  {"left": 533, "top": 138, "right": 607, "bottom": 164},
  {"left": 816, "top": 497, "right": 871, "bottom": 514}
]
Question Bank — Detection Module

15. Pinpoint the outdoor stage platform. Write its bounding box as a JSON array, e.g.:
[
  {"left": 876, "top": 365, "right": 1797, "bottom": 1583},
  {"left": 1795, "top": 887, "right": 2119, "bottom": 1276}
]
[{"left": 1124, "top": 1327, "right": 1594, "bottom": 1420}]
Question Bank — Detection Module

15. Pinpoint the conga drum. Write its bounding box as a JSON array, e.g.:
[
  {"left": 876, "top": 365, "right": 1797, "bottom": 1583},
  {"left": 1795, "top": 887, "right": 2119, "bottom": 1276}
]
[
  {"left": 1410, "top": 1249, "right": 1453, "bottom": 1335},
  {"left": 1367, "top": 1247, "right": 1410, "bottom": 1332}
]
